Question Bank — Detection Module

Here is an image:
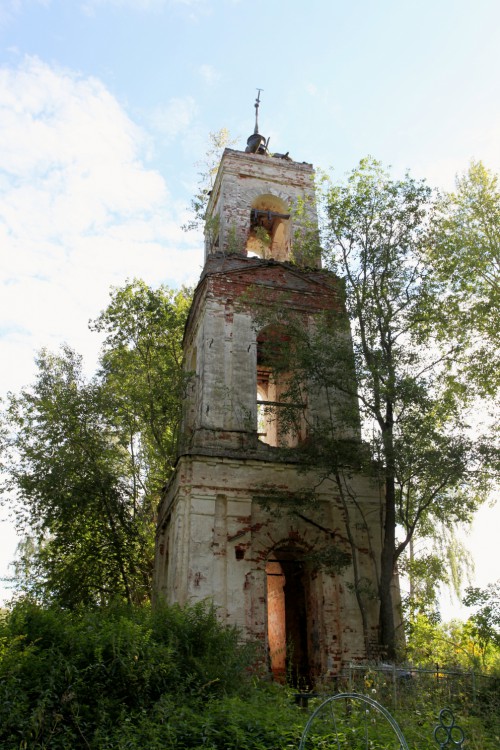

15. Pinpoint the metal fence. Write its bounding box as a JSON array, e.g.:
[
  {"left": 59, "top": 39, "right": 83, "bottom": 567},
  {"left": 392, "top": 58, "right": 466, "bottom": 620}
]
[{"left": 338, "top": 663, "right": 497, "bottom": 714}]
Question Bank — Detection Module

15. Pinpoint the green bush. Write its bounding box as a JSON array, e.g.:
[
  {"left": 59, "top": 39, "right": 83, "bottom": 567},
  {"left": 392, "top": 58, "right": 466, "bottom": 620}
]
[
  {"left": 95, "top": 690, "right": 304, "bottom": 750},
  {"left": 0, "top": 599, "right": 258, "bottom": 748},
  {"left": 0, "top": 600, "right": 498, "bottom": 749}
]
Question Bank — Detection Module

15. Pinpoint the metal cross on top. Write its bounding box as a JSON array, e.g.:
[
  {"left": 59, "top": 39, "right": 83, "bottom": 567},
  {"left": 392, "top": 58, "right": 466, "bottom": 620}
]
[{"left": 254, "top": 88, "right": 263, "bottom": 134}]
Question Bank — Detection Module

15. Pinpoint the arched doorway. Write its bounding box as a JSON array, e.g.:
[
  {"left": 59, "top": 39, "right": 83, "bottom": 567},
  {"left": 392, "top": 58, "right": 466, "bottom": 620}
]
[{"left": 266, "top": 544, "right": 310, "bottom": 687}]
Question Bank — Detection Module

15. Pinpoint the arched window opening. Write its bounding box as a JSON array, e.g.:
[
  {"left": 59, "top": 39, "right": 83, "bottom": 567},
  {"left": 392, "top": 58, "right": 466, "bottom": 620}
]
[
  {"left": 256, "top": 326, "right": 306, "bottom": 447},
  {"left": 266, "top": 544, "right": 310, "bottom": 687},
  {"left": 246, "top": 194, "right": 291, "bottom": 261}
]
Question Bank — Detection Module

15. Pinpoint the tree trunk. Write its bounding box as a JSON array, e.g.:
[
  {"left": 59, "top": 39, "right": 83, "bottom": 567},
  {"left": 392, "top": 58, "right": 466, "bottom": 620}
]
[
  {"left": 379, "top": 475, "right": 396, "bottom": 659},
  {"left": 335, "top": 469, "right": 372, "bottom": 658},
  {"left": 379, "top": 417, "right": 397, "bottom": 659}
]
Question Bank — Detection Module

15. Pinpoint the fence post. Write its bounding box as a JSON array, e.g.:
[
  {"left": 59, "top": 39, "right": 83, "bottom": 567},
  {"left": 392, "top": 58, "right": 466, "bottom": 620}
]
[{"left": 392, "top": 663, "right": 397, "bottom": 710}]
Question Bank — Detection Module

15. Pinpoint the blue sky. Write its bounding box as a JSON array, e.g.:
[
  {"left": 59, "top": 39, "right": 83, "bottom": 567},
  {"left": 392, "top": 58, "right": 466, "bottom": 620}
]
[{"left": 0, "top": 0, "right": 499, "bottom": 612}]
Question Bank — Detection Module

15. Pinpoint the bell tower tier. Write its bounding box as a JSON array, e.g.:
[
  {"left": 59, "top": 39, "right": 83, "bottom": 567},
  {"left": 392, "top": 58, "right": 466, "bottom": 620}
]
[
  {"left": 180, "top": 252, "right": 358, "bottom": 457},
  {"left": 205, "top": 149, "right": 320, "bottom": 266},
  {"left": 154, "top": 138, "right": 398, "bottom": 682}
]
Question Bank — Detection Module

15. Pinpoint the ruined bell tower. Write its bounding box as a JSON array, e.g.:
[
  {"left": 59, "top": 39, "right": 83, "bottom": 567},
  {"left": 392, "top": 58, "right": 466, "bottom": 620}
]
[{"left": 154, "top": 98, "right": 389, "bottom": 682}]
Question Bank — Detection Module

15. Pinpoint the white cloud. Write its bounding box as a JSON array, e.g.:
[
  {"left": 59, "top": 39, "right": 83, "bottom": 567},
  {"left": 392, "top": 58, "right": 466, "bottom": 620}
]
[
  {"left": 199, "top": 64, "right": 220, "bottom": 86},
  {"left": 0, "top": 0, "right": 50, "bottom": 27},
  {"left": 0, "top": 57, "right": 200, "bottom": 394},
  {"left": 150, "top": 96, "right": 198, "bottom": 140},
  {"left": 0, "top": 57, "right": 204, "bottom": 602}
]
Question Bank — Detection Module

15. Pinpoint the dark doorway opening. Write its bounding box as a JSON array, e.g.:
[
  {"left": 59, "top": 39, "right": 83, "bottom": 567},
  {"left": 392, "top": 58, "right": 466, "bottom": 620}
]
[{"left": 266, "top": 548, "right": 310, "bottom": 687}]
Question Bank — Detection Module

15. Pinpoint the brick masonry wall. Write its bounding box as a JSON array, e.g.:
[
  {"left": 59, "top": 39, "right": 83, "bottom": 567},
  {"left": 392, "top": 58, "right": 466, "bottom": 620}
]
[
  {"left": 154, "top": 454, "right": 384, "bottom": 677},
  {"left": 153, "top": 148, "right": 399, "bottom": 680},
  {"left": 205, "top": 149, "right": 319, "bottom": 264}
]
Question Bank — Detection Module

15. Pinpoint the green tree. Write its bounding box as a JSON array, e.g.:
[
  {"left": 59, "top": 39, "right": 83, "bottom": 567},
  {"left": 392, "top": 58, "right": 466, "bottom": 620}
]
[
  {"left": 430, "top": 160, "right": 500, "bottom": 396},
  {"left": 2, "top": 281, "right": 190, "bottom": 606},
  {"left": 3, "top": 346, "right": 149, "bottom": 605},
  {"left": 320, "top": 159, "right": 490, "bottom": 658},
  {"left": 400, "top": 526, "right": 473, "bottom": 624},
  {"left": 407, "top": 607, "right": 500, "bottom": 673},
  {"left": 91, "top": 280, "right": 192, "bottom": 494},
  {"left": 256, "top": 158, "right": 489, "bottom": 659},
  {"left": 463, "top": 581, "right": 500, "bottom": 661}
]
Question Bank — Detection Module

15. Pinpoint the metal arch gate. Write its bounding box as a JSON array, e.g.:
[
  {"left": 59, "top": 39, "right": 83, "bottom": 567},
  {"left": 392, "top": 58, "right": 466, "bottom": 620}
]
[
  {"left": 299, "top": 693, "right": 465, "bottom": 750},
  {"left": 299, "top": 693, "right": 410, "bottom": 750}
]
